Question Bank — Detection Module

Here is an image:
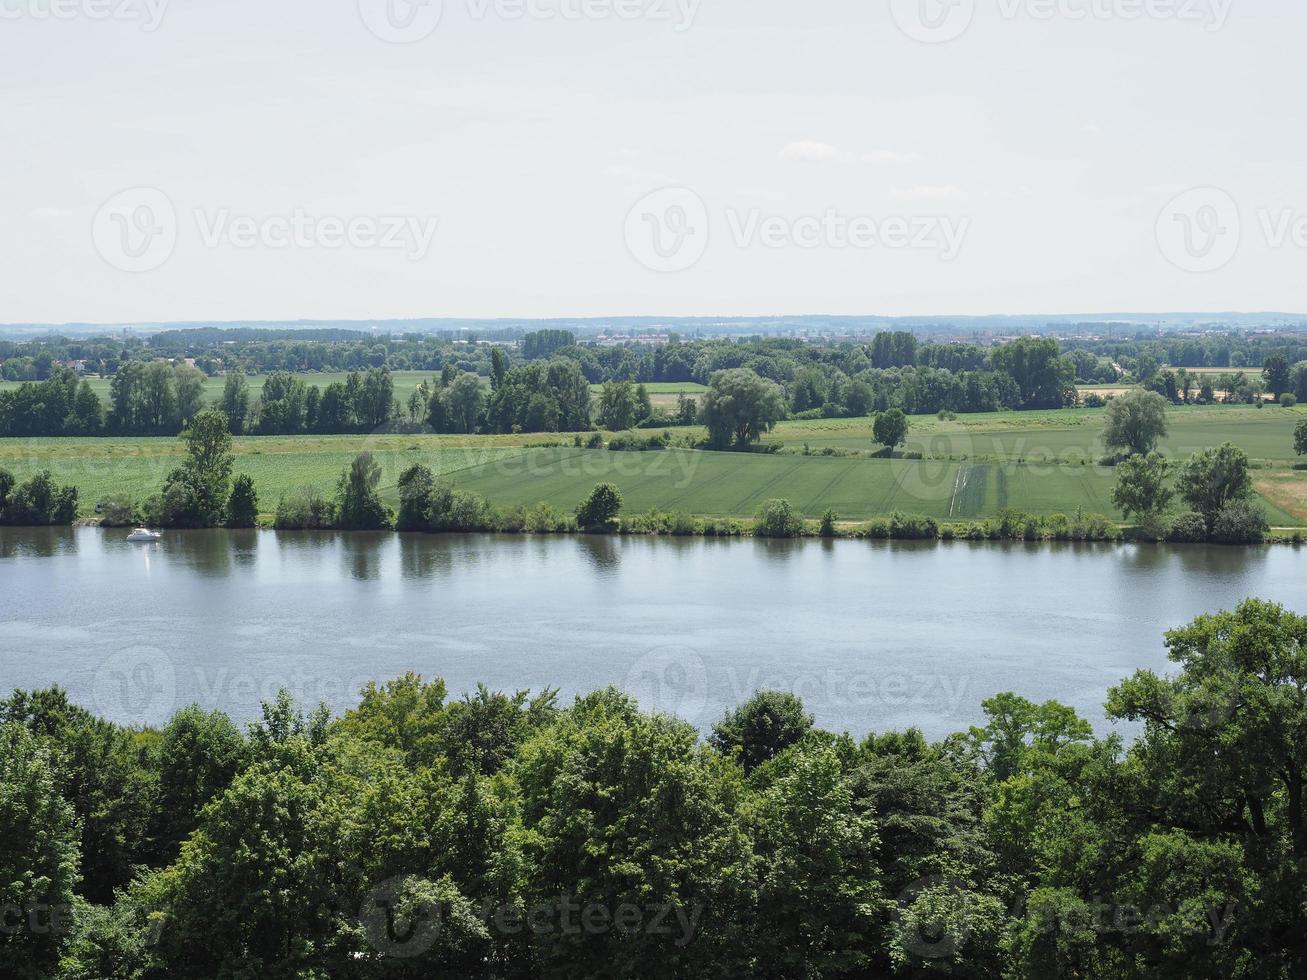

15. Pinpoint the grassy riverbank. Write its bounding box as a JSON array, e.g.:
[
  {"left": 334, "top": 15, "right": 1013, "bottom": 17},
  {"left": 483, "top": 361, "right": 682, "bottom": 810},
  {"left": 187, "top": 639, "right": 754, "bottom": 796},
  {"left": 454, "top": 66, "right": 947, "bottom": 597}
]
[{"left": 3, "top": 404, "right": 1306, "bottom": 525}]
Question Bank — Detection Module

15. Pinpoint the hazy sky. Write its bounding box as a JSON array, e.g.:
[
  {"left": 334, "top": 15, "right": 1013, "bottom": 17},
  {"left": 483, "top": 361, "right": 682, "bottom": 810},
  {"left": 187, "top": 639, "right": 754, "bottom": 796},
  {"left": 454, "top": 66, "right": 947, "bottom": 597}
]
[{"left": 3, "top": 0, "right": 1304, "bottom": 322}]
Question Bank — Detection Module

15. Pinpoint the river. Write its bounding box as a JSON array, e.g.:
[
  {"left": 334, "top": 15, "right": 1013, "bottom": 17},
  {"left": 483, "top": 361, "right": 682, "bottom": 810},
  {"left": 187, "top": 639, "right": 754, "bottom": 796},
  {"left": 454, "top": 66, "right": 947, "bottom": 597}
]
[{"left": 1, "top": 527, "right": 1301, "bottom": 740}]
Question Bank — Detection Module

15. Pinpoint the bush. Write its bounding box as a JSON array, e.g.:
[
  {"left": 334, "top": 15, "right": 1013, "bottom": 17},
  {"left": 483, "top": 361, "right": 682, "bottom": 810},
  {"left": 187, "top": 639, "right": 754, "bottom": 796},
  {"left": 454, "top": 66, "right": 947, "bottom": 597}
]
[
  {"left": 273, "top": 487, "right": 335, "bottom": 530},
  {"left": 1282, "top": 393, "right": 1298, "bottom": 408},
  {"left": 0, "top": 470, "right": 78, "bottom": 526},
  {"left": 576, "top": 483, "right": 622, "bottom": 531},
  {"left": 1210, "top": 500, "right": 1270, "bottom": 545},
  {"left": 97, "top": 495, "right": 138, "bottom": 527},
  {"left": 819, "top": 509, "right": 837, "bottom": 538},
  {"left": 524, "top": 502, "right": 574, "bottom": 533},
  {"left": 754, "top": 499, "right": 806, "bottom": 538},
  {"left": 1167, "top": 511, "right": 1209, "bottom": 544},
  {"left": 889, "top": 512, "right": 939, "bottom": 540},
  {"left": 226, "top": 475, "right": 258, "bottom": 528},
  {"left": 607, "top": 431, "right": 669, "bottom": 452}
]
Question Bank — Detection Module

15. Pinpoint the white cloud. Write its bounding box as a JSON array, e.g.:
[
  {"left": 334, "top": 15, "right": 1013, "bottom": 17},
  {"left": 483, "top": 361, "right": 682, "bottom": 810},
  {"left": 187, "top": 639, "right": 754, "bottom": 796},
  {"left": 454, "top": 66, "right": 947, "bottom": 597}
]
[
  {"left": 890, "top": 184, "right": 965, "bottom": 202},
  {"left": 780, "top": 140, "right": 847, "bottom": 163}
]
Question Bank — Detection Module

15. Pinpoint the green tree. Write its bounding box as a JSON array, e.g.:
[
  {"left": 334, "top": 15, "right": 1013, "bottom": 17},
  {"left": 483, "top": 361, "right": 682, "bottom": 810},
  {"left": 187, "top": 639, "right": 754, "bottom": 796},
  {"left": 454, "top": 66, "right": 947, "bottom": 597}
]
[
  {"left": 1102, "top": 389, "right": 1169, "bottom": 456},
  {"left": 149, "top": 705, "right": 248, "bottom": 863},
  {"left": 1177, "top": 442, "right": 1253, "bottom": 531},
  {"left": 221, "top": 371, "right": 250, "bottom": 434},
  {"left": 710, "top": 690, "right": 813, "bottom": 772},
  {"left": 1105, "top": 599, "right": 1307, "bottom": 974},
  {"left": 1295, "top": 418, "right": 1307, "bottom": 457},
  {"left": 0, "top": 471, "right": 78, "bottom": 526},
  {"left": 1111, "top": 451, "right": 1174, "bottom": 533},
  {"left": 1263, "top": 353, "right": 1292, "bottom": 397},
  {"left": 576, "top": 482, "right": 622, "bottom": 530},
  {"left": 226, "top": 474, "right": 258, "bottom": 528},
  {"left": 0, "top": 723, "right": 81, "bottom": 978},
  {"left": 872, "top": 407, "right": 909, "bottom": 451},
  {"left": 152, "top": 409, "right": 234, "bottom": 527},
  {"left": 335, "top": 452, "right": 391, "bottom": 530},
  {"left": 443, "top": 373, "right": 484, "bottom": 434},
  {"left": 597, "top": 379, "right": 638, "bottom": 431},
  {"left": 701, "top": 368, "right": 787, "bottom": 449},
  {"left": 754, "top": 498, "right": 805, "bottom": 538}
]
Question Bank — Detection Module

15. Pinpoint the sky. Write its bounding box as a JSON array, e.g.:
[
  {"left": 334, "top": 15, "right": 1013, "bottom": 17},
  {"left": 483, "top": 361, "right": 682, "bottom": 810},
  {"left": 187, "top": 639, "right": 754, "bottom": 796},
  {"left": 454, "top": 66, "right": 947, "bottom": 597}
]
[{"left": 2, "top": 0, "right": 1305, "bottom": 323}]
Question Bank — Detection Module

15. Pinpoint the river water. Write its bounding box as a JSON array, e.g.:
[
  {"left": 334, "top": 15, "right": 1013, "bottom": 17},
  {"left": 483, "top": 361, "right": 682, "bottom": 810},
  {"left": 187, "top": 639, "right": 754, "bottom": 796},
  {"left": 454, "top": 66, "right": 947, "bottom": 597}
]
[{"left": 1, "top": 527, "right": 1301, "bottom": 740}]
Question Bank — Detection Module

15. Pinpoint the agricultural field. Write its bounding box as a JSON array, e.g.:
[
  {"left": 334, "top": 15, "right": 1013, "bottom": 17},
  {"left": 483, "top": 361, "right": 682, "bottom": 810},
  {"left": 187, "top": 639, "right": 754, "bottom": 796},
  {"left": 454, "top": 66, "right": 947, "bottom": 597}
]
[
  {"left": 0, "top": 434, "right": 531, "bottom": 515},
  {"left": 768, "top": 405, "right": 1307, "bottom": 465},
  {"left": 3, "top": 403, "right": 1305, "bottom": 523}
]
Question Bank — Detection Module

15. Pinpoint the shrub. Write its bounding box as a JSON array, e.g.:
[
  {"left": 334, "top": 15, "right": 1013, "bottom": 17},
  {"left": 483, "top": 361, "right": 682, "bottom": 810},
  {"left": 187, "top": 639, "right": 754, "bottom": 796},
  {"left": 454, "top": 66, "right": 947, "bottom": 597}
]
[
  {"left": 0, "top": 470, "right": 78, "bottom": 526},
  {"left": 586, "top": 432, "right": 605, "bottom": 449},
  {"left": 576, "top": 483, "right": 622, "bottom": 531},
  {"left": 1167, "top": 511, "right": 1209, "bottom": 544},
  {"left": 754, "top": 499, "right": 806, "bottom": 538},
  {"left": 525, "top": 502, "right": 574, "bottom": 533},
  {"left": 226, "top": 475, "right": 258, "bottom": 528},
  {"left": 273, "top": 487, "right": 335, "bottom": 530},
  {"left": 607, "top": 431, "right": 669, "bottom": 452},
  {"left": 889, "top": 512, "right": 939, "bottom": 540},
  {"left": 1281, "top": 393, "right": 1298, "bottom": 408},
  {"left": 1210, "top": 500, "right": 1270, "bottom": 545},
  {"left": 819, "top": 509, "right": 837, "bottom": 538},
  {"left": 98, "top": 495, "right": 138, "bottom": 527}
]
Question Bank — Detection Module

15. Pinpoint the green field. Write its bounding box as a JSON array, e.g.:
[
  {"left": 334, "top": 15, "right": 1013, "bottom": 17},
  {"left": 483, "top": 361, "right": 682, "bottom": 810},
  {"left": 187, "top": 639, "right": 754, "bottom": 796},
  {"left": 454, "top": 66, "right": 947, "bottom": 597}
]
[
  {"left": 3, "top": 404, "right": 1305, "bottom": 524},
  {"left": 768, "top": 405, "right": 1307, "bottom": 464}
]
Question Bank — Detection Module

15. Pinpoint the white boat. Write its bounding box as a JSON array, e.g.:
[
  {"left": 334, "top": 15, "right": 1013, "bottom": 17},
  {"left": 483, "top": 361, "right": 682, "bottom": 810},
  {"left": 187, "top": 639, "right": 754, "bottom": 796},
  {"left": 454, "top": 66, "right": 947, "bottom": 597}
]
[{"left": 126, "top": 527, "right": 162, "bottom": 542}]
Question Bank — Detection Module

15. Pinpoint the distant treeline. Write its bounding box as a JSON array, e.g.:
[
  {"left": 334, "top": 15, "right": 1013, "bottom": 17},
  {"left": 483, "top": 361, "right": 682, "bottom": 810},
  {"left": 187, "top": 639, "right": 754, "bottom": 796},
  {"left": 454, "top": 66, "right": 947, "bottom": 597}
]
[{"left": 11, "top": 327, "right": 1307, "bottom": 438}]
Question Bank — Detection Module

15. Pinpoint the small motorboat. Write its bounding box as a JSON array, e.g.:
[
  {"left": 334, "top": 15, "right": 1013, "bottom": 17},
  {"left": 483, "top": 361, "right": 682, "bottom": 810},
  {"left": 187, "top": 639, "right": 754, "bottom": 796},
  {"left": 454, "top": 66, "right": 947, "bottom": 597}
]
[{"left": 126, "top": 527, "right": 162, "bottom": 543}]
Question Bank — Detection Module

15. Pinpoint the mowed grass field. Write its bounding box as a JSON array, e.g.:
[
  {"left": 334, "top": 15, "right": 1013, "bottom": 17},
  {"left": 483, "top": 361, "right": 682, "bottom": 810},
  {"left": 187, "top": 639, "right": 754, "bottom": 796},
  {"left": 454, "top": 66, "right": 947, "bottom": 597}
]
[{"left": 3, "top": 404, "right": 1305, "bottom": 524}]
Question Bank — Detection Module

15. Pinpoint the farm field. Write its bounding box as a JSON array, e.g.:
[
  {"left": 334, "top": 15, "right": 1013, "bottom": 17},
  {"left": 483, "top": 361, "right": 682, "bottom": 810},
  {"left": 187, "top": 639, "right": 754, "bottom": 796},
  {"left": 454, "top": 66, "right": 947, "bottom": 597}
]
[
  {"left": 767, "top": 405, "right": 1307, "bottom": 464},
  {"left": 3, "top": 404, "right": 1305, "bottom": 523},
  {"left": 0, "top": 434, "right": 530, "bottom": 514},
  {"left": 443, "top": 447, "right": 1302, "bottom": 526}
]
